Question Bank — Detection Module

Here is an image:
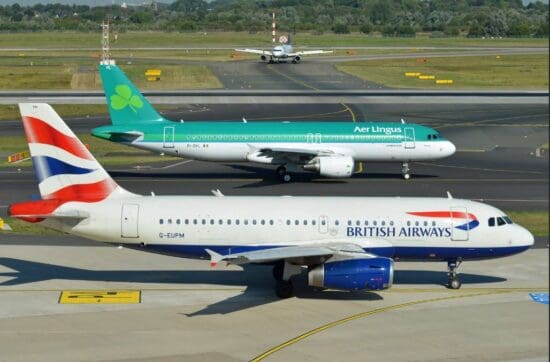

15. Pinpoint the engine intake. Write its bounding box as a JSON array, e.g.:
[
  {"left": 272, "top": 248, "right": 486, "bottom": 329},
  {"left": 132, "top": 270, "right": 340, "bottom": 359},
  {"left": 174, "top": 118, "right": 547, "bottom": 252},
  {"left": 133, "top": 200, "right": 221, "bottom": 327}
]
[
  {"left": 293, "top": 55, "right": 301, "bottom": 63},
  {"left": 261, "top": 55, "right": 267, "bottom": 61},
  {"left": 308, "top": 257, "right": 394, "bottom": 291},
  {"left": 303, "top": 156, "right": 354, "bottom": 178}
]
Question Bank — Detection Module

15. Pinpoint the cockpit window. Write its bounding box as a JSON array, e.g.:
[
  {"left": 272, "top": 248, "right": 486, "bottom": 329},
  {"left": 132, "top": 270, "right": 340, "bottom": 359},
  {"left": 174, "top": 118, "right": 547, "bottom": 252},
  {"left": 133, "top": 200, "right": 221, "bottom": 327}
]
[
  {"left": 503, "top": 216, "right": 513, "bottom": 224},
  {"left": 488, "top": 217, "right": 495, "bottom": 227},
  {"left": 497, "top": 217, "right": 506, "bottom": 226}
]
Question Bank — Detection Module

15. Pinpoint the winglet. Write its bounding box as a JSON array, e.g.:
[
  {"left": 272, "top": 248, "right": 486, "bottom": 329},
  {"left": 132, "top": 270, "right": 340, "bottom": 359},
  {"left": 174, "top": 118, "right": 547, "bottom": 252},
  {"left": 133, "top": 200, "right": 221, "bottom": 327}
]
[
  {"left": 401, "top": 118, "right": 406, "bottom": 124},
  {"left": 447, "top": 191, "right": 453, "bottom": 199},
  {"left": 205, "top": 248, "right": 224, "bottom": 267}
]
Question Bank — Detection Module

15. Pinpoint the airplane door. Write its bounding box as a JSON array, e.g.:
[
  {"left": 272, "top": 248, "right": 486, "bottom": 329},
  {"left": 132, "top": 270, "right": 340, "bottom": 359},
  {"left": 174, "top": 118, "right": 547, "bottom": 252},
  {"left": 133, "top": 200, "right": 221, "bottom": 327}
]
[
  {"left": 121, "top": 204, "right": 139, "bottom": 238},
  {"left": 319, "top": 215, "right": 328, "bottom": 234},
  {"left": 404, "top": 127, "right": 415, "bottom": 149},
  {"left": 307, "top": 133, "right": 313, "bottom": 143},
  {"left": 163, "top": 126, "right": 175, "bottom": 148},
  {"left": 450, "top": 206, "right": 468, "bottom": 241}
]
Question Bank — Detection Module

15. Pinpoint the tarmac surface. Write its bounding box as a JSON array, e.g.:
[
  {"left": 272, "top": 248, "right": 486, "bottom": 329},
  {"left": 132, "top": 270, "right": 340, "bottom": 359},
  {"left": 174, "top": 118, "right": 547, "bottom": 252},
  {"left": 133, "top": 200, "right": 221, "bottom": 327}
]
[{"left": 0, "top": 60, "right": 548, "bottom": 360}]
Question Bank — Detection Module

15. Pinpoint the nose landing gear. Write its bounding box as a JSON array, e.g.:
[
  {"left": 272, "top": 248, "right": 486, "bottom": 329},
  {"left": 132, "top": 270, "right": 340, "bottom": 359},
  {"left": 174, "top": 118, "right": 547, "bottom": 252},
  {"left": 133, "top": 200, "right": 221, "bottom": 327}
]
[{"left": 447, "top": 259, "right": 462, "bottom": 289}]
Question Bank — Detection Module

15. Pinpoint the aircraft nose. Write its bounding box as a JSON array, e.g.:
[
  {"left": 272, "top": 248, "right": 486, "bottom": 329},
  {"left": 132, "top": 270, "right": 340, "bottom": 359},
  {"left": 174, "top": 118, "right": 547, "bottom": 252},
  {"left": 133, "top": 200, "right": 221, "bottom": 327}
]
[
  {"left": 443, "top": 141, "right": 456, "bottom": 157},
  {"left": 516, "top": 225, "right": 535, "bottom": 247}
]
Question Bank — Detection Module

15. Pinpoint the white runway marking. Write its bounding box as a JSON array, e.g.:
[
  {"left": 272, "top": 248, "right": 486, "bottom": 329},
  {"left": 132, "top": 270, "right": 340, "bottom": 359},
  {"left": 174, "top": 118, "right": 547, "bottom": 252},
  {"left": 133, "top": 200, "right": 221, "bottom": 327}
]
[{"left": 161, "top": 159, "right": 193, "bottom": 169}]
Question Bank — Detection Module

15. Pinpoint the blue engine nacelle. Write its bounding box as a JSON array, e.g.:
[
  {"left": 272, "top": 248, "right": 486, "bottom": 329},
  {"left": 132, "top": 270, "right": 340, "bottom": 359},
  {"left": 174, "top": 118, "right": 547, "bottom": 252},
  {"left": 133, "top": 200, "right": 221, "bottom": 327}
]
[{"left": 308, "top": 257, "right": 394, "bottom": 291}]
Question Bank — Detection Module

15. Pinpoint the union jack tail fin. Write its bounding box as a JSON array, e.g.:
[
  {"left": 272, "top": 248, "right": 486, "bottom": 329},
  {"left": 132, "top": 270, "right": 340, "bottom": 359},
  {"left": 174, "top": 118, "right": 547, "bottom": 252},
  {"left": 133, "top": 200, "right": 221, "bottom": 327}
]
[{"left": 19, "top": 103, "right": 133, "bottom": 201}]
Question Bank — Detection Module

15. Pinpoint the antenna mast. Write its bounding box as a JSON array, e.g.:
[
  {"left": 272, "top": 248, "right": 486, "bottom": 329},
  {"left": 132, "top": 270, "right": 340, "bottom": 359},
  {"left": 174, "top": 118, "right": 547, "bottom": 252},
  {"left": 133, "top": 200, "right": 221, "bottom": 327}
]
[
  {"left": 101, "top": 19, "right": 115, "bottom": 65},
  {"left": 272, "top": 12, "right": 276, "bottom": 43}
]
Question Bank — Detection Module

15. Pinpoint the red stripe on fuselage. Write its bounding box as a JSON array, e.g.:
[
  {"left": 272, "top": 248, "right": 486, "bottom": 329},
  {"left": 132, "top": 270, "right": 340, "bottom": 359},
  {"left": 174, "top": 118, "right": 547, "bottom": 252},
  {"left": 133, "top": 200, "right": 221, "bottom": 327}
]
[
  {"left": 22, "top": 116, "right": 94, "bottom": 161},
  {"left": 407, "top": 211, "right": 477, "bottom": 221},
  {"left": 10, "top": 179, "right": 117, "bottom": 222}
]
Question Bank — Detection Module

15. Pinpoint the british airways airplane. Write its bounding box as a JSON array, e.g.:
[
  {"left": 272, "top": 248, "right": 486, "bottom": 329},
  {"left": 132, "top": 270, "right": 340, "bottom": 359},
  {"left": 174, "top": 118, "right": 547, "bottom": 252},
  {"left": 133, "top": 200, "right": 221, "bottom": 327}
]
[
  {"left": 93, "top": 62, "right": 456, "bottom": 181},
  {"left": 9, "top": 104, "right": 533, "bottom": 298}
]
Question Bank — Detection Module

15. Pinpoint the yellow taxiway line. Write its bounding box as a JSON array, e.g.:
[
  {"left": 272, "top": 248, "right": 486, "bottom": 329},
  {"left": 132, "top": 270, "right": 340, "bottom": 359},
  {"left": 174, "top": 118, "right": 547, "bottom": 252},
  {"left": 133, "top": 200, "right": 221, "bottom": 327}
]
[{"left": 250, "top": 287, "right": 548, "bottom": 361}]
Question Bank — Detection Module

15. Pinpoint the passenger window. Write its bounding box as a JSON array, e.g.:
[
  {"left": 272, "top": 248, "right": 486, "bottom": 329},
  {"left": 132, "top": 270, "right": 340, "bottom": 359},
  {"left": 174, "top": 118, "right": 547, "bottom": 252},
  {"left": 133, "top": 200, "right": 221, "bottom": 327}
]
[
  {"left": 227, "top": 219, "right": 232, "bottom": 225},
  {"left": 261, "top": 220, "right": 266, "bottom": 225},
  {"left": 497, "top": 217, "right": 506, "bottom": 226},
  {"left": 390, "top": 220, "right": 394, "bottom": 226},
  {"left": 356, "top": 220, "right": 361, "bottom": 226},
  {"left": 428, "top": 134, "right": 432, "bottom": 140},
  {"left": 286, "top": 220, "right": 291, "bottom": 225},
  {"left": 201, "top": 219, "right": 206, "bottom": 225},
  {"left": 347, "top": 220, "right": 352, "bottom": 226},
  {"left": 253, "top": 220, "right": 257, "bottom": 225},
  {"left": 303, "top": 220, "right": 307, "bottom": 226},
  {"left": 334, "top": 220, "right": 339, "bottom": 226},
  {"left": 236, "top": 219, "right": 240, "bottom": 225},
  {"left": 185, "top": 219, "right": 189, "bottom": 225},
  {"left": 321, "top": 220, "right": 326, "bottom": 225},
  {"left": 270, "top": 220, "right": 274, "bottom": 225},
  {"left": 210, "top": 219, "right": 214, "bottom": 225},
  {"left": 488, "top": 218, "right": 495, "bottom": 227},
  {"left": 364, "top": 220, "right": 369, "bottom": 226},
  {"left": 373, "top": 220, "right": 377, "bottom": 226},
  {"left": 168, "top": 219, "right": 172, "bottom": 225},
  {"left": 193, "top": 219, "right": 197, "bottom": 225},
  {"left": 218, "top": 219, "right": 223, "bottom": 225},
  {"left": 381, "top": 221, "right": 386, "bottom": 226},
  {"left": 423, "top": 221, "right": 428, "bottom": 227},
  {"left": 407, "top": 221, "right": 411, "bottom": 226},
  {"left": 176, "top": 219, "right": 181, "bottom": 225},
  {"left": 159, "top": 219, "right": 164, "bottom": 225},
  {"left": 312, "top": 220, "right": 316, "bottom": 226},
  {"left": 244, "top": 220, "right": 248, "bottom": 225}
]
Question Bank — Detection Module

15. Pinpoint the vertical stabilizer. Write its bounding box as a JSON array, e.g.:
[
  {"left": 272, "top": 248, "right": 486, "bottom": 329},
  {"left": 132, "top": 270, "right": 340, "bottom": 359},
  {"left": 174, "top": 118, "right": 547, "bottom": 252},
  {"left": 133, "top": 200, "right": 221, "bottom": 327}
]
[
  {"left": 19, "top": 103, "right": 133, "bottom": 201},
  {"left": 99, "top": 63, "right": 165, "bottom": 125}
]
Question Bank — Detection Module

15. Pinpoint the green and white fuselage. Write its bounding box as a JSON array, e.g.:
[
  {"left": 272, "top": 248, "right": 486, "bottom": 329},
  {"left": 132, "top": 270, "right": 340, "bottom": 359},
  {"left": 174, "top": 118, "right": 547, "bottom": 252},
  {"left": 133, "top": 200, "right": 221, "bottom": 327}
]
[{"left": 94, "top": 63, "right": 456, "bottom": 179}]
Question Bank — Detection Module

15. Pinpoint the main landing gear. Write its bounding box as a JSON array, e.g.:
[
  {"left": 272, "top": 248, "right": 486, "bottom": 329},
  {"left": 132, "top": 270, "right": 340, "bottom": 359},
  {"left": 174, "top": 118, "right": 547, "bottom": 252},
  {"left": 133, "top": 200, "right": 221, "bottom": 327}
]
[
  {"left": 276, "top": 165, "right": 292, "bottom": 182},
  {"left": 402, "top": 162, "right": 411, "bottom": 180},
  {"left": 273, "top": 261, "right": 302, "bottom": 298},
  {"left": 447, "top": 259, "right": 462, "bottom": 289}
]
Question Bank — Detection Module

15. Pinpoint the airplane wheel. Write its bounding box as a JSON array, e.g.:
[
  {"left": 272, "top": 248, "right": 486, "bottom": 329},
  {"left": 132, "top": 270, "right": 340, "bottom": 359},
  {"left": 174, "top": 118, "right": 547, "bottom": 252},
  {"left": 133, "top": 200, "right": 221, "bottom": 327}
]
[
  {"left": 404, "top": 173, "right": 410, "bottom": 180},
  {"left": 276, "top": 166, "right": 287, "bottom": 177},
  {"left": 272, "top": 261, "right": 284, "bottom": 281},
  {"left": 275, "top": 280, "right": 294, "bottom": 299},
  {"left": 283, "top": 174, "right": 292, "bottom": 182},
  {"left": 448, "top": 277, "right": 462, "bottom": 290}
]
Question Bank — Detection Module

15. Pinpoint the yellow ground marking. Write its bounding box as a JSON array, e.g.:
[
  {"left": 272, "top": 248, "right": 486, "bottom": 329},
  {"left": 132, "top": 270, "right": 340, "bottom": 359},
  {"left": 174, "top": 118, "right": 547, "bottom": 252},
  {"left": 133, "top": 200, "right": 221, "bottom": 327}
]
[
  {"left": 59, "top": 290, "right": 141, "bottom": 304},
  {"left": 250, "top": 288, "right": 544, "bottom": 362},
  {"left": 266, "top": 65, "right": 319, "bottom": 91}
]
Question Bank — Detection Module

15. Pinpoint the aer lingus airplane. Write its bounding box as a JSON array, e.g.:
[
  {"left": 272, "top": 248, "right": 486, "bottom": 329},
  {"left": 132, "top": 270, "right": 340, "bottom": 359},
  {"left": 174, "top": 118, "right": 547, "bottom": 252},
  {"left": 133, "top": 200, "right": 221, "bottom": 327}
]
[
  {"left": 93, "top": 62, "right": 456, "bottom": 181},
  {"left": 10, "top": 103, "right": 533, "bottom": 297}
]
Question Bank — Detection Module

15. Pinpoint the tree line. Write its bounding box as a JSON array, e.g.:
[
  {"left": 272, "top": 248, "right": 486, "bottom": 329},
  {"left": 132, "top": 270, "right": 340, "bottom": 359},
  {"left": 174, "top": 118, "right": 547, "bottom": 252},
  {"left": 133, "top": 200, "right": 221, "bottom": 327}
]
[{"left": 0, "top": 0, "right": 548, "bottom": 37}]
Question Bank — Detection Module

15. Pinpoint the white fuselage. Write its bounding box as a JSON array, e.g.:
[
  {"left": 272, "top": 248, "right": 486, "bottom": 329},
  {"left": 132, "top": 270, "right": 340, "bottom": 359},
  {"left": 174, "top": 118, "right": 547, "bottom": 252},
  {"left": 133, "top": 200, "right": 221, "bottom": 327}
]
[
  {"left": 50, "top": 195, "right": 533, "bottom": 262},
  {"left": 129, "top": 140, "right": 456, "bottom": 163}
]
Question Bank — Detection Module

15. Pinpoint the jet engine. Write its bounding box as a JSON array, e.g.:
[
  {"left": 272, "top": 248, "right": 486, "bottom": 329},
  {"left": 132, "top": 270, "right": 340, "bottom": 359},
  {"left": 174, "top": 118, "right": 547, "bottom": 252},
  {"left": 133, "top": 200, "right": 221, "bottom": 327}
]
[
  {"left": 308, "top": 257, "right": 394, "bottom": 291},
  {"left": 303, "top": 156, "right": 354, "bottom": 178},
  {"left": 261, "top": 55, "right": 267, "bottom": 61},
  {"left": 293, "top": 55, "right": 301, "bottom": 63}
]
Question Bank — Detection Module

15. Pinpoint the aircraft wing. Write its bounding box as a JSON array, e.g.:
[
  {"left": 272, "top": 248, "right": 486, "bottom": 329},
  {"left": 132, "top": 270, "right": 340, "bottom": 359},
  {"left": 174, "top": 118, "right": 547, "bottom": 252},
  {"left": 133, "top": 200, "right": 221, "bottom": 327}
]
[
  {"left": 255, "top": 146, "right": 338, "bottom": 158},
  {"left": 235, "top": 48, "right": 273, "bottom": 56},
  {"left": 206, "top": 242, "right": 374, "bottom": 266},
  {"left": 290, "top": 50, "right": 334, "bottom": 56}
]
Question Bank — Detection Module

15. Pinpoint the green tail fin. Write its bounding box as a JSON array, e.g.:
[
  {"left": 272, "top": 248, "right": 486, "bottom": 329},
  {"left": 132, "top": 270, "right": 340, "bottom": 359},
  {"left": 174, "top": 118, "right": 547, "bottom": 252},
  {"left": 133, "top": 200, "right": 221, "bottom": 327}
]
[{"left": 99, "top": 63, "right": 165, "bottom": 125}]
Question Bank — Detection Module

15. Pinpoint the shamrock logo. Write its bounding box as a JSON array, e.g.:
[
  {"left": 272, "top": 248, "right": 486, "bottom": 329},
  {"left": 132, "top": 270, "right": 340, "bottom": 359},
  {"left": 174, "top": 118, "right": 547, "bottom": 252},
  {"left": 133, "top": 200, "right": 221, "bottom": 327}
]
[{"left": 110, "top": 84, "right": 143, "bottom": 113}]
